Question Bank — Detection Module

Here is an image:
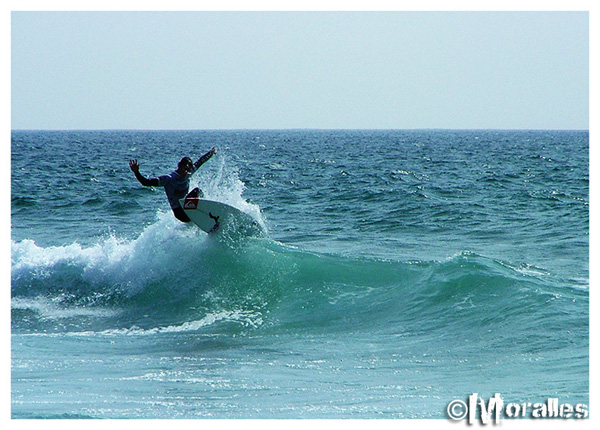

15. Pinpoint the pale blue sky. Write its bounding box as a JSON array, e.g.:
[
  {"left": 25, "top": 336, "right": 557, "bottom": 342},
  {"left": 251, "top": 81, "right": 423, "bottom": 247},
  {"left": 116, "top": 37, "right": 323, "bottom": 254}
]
[{"left": 11, "top": 11, "right": 589, "bottom": 130}]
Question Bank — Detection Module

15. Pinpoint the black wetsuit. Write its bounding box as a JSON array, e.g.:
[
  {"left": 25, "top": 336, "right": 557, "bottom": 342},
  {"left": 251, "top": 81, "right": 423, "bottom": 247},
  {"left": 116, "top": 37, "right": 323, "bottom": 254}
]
[{"left": 134, "top": 149, "right": 215, "bottom": 222}]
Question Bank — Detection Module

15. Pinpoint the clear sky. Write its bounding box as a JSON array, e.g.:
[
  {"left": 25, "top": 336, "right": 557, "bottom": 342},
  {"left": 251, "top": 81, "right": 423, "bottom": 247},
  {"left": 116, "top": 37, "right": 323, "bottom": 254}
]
[{"left": 11, "top": 11, "right": 589, "bottom": 130}]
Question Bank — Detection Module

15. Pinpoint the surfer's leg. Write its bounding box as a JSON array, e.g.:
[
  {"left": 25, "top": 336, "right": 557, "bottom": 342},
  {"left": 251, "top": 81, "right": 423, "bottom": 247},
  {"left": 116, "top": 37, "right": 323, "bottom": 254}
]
[
  {"left": 172, "top": 207, "right": 191, "bottom": 223},
  {"left": 186, "top": 187, "right": 204, "bottom": 198}
]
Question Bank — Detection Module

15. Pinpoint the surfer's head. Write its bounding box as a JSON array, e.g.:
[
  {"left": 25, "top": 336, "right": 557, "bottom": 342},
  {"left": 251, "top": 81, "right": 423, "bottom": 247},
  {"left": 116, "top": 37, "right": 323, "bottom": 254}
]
[{"left": 177, "top": 157, "right": 194, "bottom": 174}]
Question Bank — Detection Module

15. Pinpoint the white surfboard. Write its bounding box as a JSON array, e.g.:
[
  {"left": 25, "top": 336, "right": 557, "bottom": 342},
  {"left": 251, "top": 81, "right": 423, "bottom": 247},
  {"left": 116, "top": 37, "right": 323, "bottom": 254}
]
[{"left": 179, "top": 197, "right": 263, "bottom": 236}]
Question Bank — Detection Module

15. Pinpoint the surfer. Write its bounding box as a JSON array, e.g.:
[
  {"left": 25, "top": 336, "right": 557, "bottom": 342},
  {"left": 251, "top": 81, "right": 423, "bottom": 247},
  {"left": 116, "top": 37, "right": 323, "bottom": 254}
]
[{"left": 129, "top": 147, "right": 217, "bottom": 222}]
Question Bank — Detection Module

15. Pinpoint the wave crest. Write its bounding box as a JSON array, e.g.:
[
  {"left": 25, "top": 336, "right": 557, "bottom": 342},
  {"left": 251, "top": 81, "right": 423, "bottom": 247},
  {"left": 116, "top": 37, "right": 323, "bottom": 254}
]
[{"left": 12, "top": 223, "right": 587, "bottom": 340}]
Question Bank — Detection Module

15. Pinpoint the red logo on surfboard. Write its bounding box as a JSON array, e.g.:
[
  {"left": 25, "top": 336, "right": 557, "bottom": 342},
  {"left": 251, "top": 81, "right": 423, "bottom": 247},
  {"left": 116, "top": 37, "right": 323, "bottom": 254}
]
[{"left": 183, "top": 197, "right": 199, "bottom": 210}]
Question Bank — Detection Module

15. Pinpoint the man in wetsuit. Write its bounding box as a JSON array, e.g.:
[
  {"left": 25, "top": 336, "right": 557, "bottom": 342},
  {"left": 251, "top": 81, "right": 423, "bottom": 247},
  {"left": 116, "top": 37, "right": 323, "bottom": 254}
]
[{"left": 129, "top": 147, "right": 217, "bottom": 222}]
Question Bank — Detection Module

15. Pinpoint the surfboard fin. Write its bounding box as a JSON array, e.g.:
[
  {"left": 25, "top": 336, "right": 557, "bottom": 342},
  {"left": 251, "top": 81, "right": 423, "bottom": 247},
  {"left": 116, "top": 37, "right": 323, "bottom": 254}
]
[{"left": 208, "top": 212, "right": 220, "bottom": 233}]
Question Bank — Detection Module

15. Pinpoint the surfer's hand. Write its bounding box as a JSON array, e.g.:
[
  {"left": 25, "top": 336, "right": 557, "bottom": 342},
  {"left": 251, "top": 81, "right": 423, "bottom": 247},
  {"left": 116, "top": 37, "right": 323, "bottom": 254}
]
[
  {"left": 211, "top": 147, "right": 217, "bottom": 155},
  {"left": 129, "top": 159, "right": 140, "bottom": 173}
]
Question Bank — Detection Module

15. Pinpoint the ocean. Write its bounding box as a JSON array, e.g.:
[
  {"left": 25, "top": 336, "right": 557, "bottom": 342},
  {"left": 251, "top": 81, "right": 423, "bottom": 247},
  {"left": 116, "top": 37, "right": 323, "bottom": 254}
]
[{"left": 11, "top": 129, "right": 589, "bottom": 419}]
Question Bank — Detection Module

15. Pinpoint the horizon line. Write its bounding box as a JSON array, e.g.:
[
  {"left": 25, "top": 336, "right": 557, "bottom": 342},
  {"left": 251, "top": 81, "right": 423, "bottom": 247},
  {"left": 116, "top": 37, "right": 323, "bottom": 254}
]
[{"left": 10, "top": 127, "right": 590, "bottom": 132}]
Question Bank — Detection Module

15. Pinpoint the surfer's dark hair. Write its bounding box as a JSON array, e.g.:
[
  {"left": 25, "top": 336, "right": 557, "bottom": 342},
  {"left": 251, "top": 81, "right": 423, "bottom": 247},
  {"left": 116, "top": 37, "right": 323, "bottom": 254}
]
[{"left": 178, "top": 157, "right": 193, "bottom": 167}]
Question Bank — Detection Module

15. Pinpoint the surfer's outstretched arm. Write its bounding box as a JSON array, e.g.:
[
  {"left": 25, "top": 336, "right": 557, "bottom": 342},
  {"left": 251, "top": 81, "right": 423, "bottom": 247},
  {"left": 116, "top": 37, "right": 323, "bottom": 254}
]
[
  {"left": 129, "top": 159, "right": 159, "bottom": 187},
  {"left": 194, "top": 147, "right": 217, "bottom": 169}
]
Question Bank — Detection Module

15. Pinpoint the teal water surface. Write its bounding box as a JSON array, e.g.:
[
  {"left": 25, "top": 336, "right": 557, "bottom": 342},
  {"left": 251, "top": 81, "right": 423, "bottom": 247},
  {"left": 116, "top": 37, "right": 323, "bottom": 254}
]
[{"left": 11, "top": 130, "right": 588, "bottom": 418}]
